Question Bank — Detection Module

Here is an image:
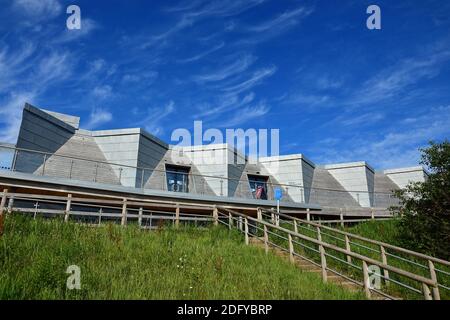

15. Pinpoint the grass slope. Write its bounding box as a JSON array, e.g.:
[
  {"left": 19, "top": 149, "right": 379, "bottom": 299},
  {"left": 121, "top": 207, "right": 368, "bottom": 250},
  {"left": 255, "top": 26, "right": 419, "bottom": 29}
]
[
  {"left": 0, "top": 215, "right": 364, "bottom": 300},
  {"left": 343, "top": 220, "right": 402, "bottom": 246}
]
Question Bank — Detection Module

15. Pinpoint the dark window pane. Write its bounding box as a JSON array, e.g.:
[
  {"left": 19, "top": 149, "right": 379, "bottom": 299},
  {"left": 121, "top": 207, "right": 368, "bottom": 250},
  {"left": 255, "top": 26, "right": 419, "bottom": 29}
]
[
  {"left": 166, "top": 165, "right": 190, "bottom": 193},
  {"left": 248, "top": 175, "right": 268, "bottom": 200}
]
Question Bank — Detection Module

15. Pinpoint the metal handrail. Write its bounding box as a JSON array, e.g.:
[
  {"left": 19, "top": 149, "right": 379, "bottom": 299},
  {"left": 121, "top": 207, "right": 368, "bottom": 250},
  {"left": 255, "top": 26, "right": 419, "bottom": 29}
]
[
  {"left": 262, "top": 208, "right": 450, "bottom": 267},
  {"left": 0, "top": 144, "right": 398, "bottom": 196},
  {"left": 219, "top": 206, "right": 446, "bottom": 300},
  {"left": 262, "top": 208, "right": 449, "bottom": 281}
]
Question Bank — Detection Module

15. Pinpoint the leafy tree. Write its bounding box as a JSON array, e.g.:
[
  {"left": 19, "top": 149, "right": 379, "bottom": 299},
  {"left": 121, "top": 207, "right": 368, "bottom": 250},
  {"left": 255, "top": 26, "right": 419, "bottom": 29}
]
[{"left": 391, "top": 140, "right": 450, "bottom": 260}]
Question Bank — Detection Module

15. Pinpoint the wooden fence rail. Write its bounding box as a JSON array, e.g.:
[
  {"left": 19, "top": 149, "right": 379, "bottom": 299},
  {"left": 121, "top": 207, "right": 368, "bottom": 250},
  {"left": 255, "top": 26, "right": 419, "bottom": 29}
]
[
  {"left": 1, "top": 190, "right": 448, "bottom": 300},
  {"left": 217, "top": 207, "right": 449, "bottom": 300}
]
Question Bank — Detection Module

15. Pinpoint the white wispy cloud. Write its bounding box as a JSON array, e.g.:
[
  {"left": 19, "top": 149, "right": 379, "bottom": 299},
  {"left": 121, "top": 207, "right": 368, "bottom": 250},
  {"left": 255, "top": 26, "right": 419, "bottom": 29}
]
[
  {"left": 0, "top": 42, "right": 36, "bottom": 91},
  {"left": 92, "top": 85, "right": 113, "bottom": 100},
  {"left": 164, "top": 0, "right": 208, "bottom": 13},
  {"left": 311, "top": 105, "right": 450, "bottom": 169},
  {"left": 183, "top": 0, "right": 266, "bottom": 18},
  {"left": 219, "top": 101, "right": 270, "bottom": 127},
  {"left": 220, "top": 66, "right": 277, "bottom": 94},
  {"left": 142, "top": 0, "right": 266, "bottom": 48},
  {"left": 193, "top": 54, "right": 256, "bottom": 83},
  {"left": 280, "top": 92, "right": 330, "bottom": 109},
  {"left": 37, "top": 51, "right": 73, "bottom": 84},
  {"left": 350, "top": 48, "right": 450, "bottom": 106},
  {"left": 12, "top": 0, "right": 62, "bottom": 19},
  {"left": 177, "top": 41, "right": 225, "bottom": 63},
  {"left": 53, "top": 18, "right": 99, "bottom": 44},
  {"left": 84, "top": 107, "right": 113, "bottom": 129},
  {"left": 0, "top": 35, "right": 76, "bottom": 144},
  {"left": 195, "top": 92, "right": 255, "bottom": 118},
  {"left": 141, "top": 16, "right": 194, "bottom": 49},
  {"left": 248, "top": 7, "right": 312, "bottom": 32},
  {"left": 138, "top": 101, "right": 176, "bottom": 135},
  {"left": 327, "top": 112, "right": 385, "bottom": 127},
  {"left": 315, "top": 75, "right": 343, "bottom": 90},
  {"left": 0, "top": 92, "right": 36, "bottom": 142},
  {"left": 240, "top": 7, "right": 314, "bottom": 44},
  {"left": 122, "top": 71, "right": 158, "bottom": 84}
]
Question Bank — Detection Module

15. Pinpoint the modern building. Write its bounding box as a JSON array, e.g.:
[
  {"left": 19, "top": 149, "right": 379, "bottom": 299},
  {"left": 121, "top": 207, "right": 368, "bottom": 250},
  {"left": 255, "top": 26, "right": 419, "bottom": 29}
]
[{"left": 0, "top": 103, "right": 428, "bottom": 209}]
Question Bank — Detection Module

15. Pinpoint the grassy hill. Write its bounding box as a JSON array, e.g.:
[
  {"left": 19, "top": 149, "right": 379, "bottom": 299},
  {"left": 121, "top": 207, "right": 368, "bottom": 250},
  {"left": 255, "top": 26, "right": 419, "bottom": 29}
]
[{"left": 0, "top": 215, "right": 364, "bottom": 300}]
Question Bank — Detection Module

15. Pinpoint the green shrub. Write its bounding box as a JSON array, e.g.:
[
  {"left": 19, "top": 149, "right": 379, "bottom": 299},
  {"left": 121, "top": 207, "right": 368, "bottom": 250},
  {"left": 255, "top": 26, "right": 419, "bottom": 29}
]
[{"left": 390, "top": 140, "right": 450, "bottom": 260}]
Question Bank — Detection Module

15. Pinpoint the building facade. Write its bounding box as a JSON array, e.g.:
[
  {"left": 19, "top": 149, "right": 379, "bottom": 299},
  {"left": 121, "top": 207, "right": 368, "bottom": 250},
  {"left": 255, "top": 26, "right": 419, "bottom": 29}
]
[{"left": 6, "top": 103, "right": 428, "bottom": 208}]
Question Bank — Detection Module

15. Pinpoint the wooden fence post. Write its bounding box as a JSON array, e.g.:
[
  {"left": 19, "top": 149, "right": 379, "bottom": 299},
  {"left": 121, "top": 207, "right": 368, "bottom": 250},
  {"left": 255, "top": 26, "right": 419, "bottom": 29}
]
[
  {"left": 257, "top": 208, "right": 262, "bottom": 221},
  {"left": 121, "top": 198, "right": 127, "bottom": 226},
  {"left": 0, "top": 188, "right": 8, "bottom": 216},
  {"left": 244, "top": 218, "right": 249, "bottom": 245},
  {"left": 362, "top": 260, "right": 372, "bottom": 299},
  {"left": 306, "top": 208, "right": 310, "bottom": 221},
  {"left": 213, "top": 206, "right": 218, "bottom": 226},
  {"left": 380, "top": 245, "right": 390, "bottom": 285},
  {"left": 428, "top": 260, "right": 441, "bottom": 300},
  {"left": 345, "top": 235, "right": 352, "bottom": 264},
  {"left": 64, "top": 193, "right": 72, "bottom": 223},
  {"left": 371, "top": 208, "right": 375, "bottom": 220},
  {"left": 288, "top": 234, "right": 294, "bottom": 263},
  {"left": 317, "top": 226, "right": 327, "bottom": 282},
  {"left": 264, "top": 225, "right": 269, "bottom": 254},
  {"left": 98, "top": 208, "right": 102, "bottom": 225},
  {"left": 422, "top": 283, "right": 432, "bottom": 300},
  {"left": 340, "top": 208, "right": 344, "bottom": 227},
  {"left": 293, "top": 219, "right": 298, "bottom": 234},
  {"left": 175, "top": 205, "right": 180, "bottom": 228},
  {"left": 138, "top": 207, "right": 143, "bottom": 227},
  {"left": 228, "top": 212, "right": 232, "bottom": 230},
  {"left": 7, "top": 195, "right": 14, "bottom": 214}
]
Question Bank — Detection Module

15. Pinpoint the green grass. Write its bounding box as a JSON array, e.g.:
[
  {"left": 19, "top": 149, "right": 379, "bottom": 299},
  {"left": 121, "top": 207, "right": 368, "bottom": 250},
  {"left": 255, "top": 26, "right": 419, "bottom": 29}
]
[
  {"left": 0, "top": 214, "right": 365, "bottom": 300},
  {"left": 343, "top": 219, "right": 402, "bottom": 245}
]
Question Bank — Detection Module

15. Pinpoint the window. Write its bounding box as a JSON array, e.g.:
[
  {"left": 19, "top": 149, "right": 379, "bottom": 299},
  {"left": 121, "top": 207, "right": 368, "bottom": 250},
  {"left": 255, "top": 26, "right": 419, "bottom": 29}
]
[
  {"left": 248, "top": 175, "right": 269, "bottom": 200},
  {"left": 166, "top": 165, "right": 190, "bottom": 193}
]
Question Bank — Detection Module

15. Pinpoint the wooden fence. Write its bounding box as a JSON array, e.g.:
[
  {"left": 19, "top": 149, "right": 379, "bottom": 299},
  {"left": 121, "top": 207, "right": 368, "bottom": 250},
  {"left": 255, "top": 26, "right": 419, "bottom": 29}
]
[
  {"left": 1, "top": 189, "right": 448, "bottom": 300},
  {"left": 216, "top": 207, "right": 450, "bottom": 300}
]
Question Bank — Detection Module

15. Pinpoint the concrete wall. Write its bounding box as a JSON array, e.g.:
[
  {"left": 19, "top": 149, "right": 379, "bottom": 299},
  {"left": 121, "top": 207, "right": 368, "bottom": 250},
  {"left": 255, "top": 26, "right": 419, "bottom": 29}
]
[
  {"left": 180, "top": 144, "right": 229, "bottom": 196},
  {"left": 323, "top": 162, "right": 375, "bottom": 207},
  {"left": 16, "top": 104, "right": 75, "bottom": 153},
  {"left": 374, "top": 172, "right": 400, "bottom": 207},
  {"left": 384, "top": 167, "right": 428, "bottom": 189},
  {"left": 41, "top": 109, "right": 80, "bottom": 129},
  {"left": 15, "top": 104, "right": 118, "bottom": 184},
  {"left": 227, "top": 149, "right": 248, "bottom": 198},
  {"left": 93, "top": 129, "right": 141, "bottom": 187},
  {"left": 41, "top": 131, "right": 119, "bottom": 184},
  {"left": 15, "top": 104, "right": 75, "bottom": 173},
  {"left": 259, "top": 154, "right": 315, "bottom": 203},
  {"left": 136, "top": 131, "right": 168, "bottom": 189},
  {"left": 310, "top": 168, "right": 360, "bottom": 207}
]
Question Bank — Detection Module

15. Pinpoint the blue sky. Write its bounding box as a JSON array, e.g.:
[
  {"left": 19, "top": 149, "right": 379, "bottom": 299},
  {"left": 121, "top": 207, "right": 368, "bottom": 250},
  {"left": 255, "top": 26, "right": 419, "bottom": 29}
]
[{"left": 0, "top": 0, "right": 449, "bottom": 169}]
